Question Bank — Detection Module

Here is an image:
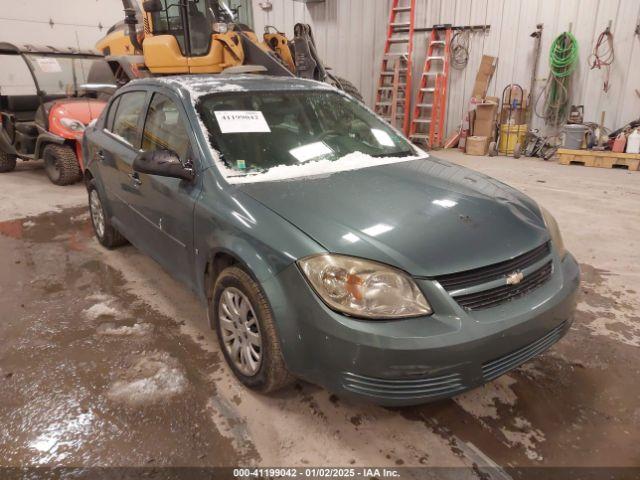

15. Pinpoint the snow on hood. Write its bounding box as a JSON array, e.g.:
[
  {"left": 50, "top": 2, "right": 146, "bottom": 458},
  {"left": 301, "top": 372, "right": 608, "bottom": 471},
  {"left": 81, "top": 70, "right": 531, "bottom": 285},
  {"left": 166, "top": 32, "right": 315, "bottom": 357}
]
[{"left": 216, "top": 151, "right": 428, "bottom": 184}]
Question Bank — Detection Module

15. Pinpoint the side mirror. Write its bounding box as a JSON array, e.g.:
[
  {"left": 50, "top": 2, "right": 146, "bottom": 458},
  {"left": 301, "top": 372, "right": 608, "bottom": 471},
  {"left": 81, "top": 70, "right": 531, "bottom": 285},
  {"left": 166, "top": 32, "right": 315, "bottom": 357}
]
[
  {"left": 142, "top": 0, "right": 163, "bottom": 13},
  {"left": 133, "top": 150, "right": 195, "bottom": 182}
]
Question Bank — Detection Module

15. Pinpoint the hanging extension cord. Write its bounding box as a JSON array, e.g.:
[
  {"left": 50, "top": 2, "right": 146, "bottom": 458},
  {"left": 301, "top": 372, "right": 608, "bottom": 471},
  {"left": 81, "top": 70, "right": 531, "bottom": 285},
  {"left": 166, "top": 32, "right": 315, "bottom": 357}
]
[
  {"left": 589, "top": 26, "right": 615, "bottom": 92},
  {"left": 451, "top": 30, "right": 471, "bottom": 70},
  {"left": 534, "top": 31, "right": 579, "bottom": 128}
]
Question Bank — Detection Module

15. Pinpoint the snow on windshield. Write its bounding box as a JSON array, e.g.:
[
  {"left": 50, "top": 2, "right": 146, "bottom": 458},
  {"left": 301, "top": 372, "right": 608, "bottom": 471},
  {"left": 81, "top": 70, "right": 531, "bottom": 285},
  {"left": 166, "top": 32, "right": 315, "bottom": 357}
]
[{"left": 153, "top": 76, "right": 428, "bottom": 184}]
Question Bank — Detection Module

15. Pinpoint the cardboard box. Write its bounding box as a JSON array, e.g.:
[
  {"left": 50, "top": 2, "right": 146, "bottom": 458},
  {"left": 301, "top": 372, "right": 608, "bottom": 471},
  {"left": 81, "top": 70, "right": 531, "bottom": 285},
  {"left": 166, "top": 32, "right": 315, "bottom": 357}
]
[
  {"left": 465, "top": 136, "right": 489, "bottom": 155},
  {"left": 473, "top": 96, "right": 499, "bottom": 139},
  {"left": 472, "top": 55, "right": 498, "bottom": 98}
]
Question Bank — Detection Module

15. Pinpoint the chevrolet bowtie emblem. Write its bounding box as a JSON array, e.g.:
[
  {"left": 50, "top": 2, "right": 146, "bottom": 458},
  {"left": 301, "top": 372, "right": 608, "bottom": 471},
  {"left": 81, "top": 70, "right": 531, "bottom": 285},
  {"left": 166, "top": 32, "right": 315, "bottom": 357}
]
[{"left": 506, "top": 271, "right": 524, "bottom": 285}]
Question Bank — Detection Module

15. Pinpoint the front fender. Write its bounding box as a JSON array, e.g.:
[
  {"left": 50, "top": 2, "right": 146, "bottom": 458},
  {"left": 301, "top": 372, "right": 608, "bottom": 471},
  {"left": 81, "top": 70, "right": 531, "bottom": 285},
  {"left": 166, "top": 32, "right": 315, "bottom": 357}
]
[
  {"left": 34, "top": 132, "right": 65, "bottom": 159},
  {"left": 193, "top": 173, "right": 324, "bottom": 301}
]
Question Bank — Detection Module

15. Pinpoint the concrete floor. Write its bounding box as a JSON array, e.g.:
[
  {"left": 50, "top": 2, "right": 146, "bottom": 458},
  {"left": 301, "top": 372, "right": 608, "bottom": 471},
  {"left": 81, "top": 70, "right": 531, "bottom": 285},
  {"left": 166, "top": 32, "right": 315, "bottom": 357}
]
[{"left": 0, "top": 154, "right": 638, "bottom": 475}]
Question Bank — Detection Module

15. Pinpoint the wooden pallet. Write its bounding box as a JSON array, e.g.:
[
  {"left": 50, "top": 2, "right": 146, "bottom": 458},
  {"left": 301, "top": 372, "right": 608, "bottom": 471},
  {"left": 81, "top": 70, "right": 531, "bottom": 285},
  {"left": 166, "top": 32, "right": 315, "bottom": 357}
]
[{"left": 556, "top": 149, "right": 640, "bottom": 171}]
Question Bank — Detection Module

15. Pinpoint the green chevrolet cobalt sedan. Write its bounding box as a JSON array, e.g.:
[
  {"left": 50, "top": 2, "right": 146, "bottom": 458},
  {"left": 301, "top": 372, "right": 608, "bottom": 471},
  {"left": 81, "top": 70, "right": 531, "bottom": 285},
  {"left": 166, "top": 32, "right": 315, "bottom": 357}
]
[{"left": 82, "top": 75, "right": 580, "bottom": 406}]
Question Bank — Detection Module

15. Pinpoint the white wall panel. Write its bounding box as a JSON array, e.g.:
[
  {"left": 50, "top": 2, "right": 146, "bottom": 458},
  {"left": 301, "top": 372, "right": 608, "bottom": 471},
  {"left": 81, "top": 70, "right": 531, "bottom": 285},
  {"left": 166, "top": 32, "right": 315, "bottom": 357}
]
[
  {"left": 251, "top": 0, "right": 640, "bottom": 134},
  {"left": 0, "top": 0, "right": 125, "bottom": 50}
]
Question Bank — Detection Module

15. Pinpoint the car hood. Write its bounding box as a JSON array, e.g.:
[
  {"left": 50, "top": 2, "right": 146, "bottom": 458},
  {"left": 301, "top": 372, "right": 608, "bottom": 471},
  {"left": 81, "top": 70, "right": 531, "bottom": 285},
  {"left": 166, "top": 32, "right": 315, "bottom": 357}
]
[{"left": 238, "top": 157, "right": 549, "bottom": 277}]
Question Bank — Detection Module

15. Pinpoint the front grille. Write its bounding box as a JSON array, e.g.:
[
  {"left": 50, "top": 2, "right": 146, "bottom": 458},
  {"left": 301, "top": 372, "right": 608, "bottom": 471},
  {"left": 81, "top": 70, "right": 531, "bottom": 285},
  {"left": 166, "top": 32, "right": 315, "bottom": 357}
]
[
  {"left": 436, "top": 242, "right": 551, "bottom": 291},
  {"left": 342, "top": 371, "right": 465, "bottom": 400},
  {"left": 482, "top": 321, "right": 567, "bottom": 381},
  {"left": 454, "top": 261, "right": 553, "bottom": 310}
]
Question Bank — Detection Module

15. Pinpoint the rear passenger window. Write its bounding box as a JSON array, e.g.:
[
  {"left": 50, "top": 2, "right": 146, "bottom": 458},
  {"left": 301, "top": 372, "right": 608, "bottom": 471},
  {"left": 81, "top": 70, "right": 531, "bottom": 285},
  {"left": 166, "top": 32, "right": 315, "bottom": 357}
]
[
  {"left": 142, "top": 93, "right": 190, "bottom": 163},
  {"left": 111, "top": 91, "right": 147, "bottom": 147}
]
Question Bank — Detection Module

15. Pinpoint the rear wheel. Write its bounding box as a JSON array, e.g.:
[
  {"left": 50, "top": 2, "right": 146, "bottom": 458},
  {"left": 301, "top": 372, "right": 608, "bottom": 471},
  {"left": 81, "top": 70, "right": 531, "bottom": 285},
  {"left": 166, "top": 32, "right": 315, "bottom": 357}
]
[
  {"left": 210, "top": 266, "right": 294, "bottom": 393},
  {"left": 87, "top": 179, "right": 128, "bottom": 249},
  {"left": 43, "top": 144, "right": 81, "bottom": 186},
  {"left": 513, "top": 142, "right": 522, "bottom": 159},
  {"left": 0, "top": 151, "right": 17, "bottom": 173},
  {"left": 331, "top": 76, "right": 364, "bottom": 103}
]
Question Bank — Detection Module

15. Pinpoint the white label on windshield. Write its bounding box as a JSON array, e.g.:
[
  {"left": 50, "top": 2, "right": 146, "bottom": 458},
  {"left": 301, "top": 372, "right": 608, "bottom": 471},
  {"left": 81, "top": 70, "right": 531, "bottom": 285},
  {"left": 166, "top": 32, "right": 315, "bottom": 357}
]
[
  {"left": 35, "top": 57, "right": 62, "bottom": 73},
  {"left": 289, "top": 141, "right": 333, "bottom": 162},
  {"left": 214, "top": 110, "right": 271, "bottom": 133},
  {"left": 371, "top": 128, "right": 395, "bottom": 147}
]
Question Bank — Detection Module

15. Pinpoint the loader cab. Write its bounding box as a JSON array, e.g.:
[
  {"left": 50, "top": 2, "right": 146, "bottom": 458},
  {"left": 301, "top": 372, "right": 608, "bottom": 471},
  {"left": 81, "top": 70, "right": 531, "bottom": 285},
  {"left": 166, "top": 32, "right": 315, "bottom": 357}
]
[{"left": 141, "top": 0, "right": 255, "bottom": 73}]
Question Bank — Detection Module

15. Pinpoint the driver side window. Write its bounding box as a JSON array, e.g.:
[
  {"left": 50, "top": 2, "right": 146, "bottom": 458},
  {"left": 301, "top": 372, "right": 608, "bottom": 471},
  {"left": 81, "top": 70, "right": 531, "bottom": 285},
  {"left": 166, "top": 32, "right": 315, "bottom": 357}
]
[{"left": 142, "top": 93, "right": 191, "bottom": 164}]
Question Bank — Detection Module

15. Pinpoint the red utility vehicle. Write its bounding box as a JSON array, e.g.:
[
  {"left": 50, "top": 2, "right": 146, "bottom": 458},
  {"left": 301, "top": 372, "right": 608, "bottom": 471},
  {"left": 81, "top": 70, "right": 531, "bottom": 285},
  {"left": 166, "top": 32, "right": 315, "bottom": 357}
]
[{"left": 0, "top": 43, "right": 115, "bottom": 185}]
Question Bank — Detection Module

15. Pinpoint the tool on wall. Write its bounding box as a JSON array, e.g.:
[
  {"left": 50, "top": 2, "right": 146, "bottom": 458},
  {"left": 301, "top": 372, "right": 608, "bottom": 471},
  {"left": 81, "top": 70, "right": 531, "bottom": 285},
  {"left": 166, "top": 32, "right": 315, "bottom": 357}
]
[
  {"left": 589, "top": 21, "right": 615, "bottom": 93},
  {"left": 409, "top": 25, "right": 452, "bottom": 148},
  {"left": 374, "top": 0, "right": 416, "bottom": 134},
  {"left": 526, "top": 24, "right": 543, "bottom": 128}
]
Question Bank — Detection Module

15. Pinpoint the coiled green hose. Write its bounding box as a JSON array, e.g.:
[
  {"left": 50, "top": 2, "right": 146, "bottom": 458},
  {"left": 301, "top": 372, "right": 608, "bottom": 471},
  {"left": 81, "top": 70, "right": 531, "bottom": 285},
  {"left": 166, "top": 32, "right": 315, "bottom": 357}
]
[{"left": 541, "top": 32, "right": 579, "bottom": 127}]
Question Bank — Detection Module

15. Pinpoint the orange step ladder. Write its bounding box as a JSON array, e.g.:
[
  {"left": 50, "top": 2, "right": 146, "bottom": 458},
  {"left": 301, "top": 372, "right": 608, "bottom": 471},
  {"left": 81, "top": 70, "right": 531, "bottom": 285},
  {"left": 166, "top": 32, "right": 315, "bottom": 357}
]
[
  {"left": 374, "top": 0, "right": 416, "bottom": 135},
  {"left": 409, "top": 26, "right": 452, "bottom": 149}
]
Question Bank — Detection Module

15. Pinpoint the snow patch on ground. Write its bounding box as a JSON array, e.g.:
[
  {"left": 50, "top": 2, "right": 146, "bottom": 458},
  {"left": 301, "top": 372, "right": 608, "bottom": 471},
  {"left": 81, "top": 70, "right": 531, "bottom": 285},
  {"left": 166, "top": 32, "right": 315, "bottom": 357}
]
[
  {"left": 83, "top": 302, "right": 120, "bottom": 320},
  {"left": 500, "top": 417, "right": 546, "bottom": 460},
  {"left": 579, "top": 301, "right": 640, "bottom": 347},
  {"left": 97, "top": 322, "right": 153, "bottom": 337},
  {"left": 454, "top": 375, "right": 518, "bottom": 419},
  {"left": 107, "top": 351, "right": 187, "bottom": 405}
]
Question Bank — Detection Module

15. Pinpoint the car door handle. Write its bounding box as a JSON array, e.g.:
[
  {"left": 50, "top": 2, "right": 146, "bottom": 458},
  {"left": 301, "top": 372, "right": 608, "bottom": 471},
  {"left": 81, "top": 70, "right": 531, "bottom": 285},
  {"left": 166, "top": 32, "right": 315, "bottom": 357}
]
[
  {"left": 128, "top": 172, "right": 142, "bottom": 187},
  {"left": 96, "top": 150, "right": 105, "bottom": 161}
]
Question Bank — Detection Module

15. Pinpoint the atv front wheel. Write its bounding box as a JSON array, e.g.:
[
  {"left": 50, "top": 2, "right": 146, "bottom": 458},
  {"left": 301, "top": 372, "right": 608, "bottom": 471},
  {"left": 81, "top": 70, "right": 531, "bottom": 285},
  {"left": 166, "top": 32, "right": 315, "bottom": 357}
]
[
  {"left": 0, "top": 151, "right": 17, "bottom": 173},
  {"left": 43, "top": 144, "right": 81, "bottom": 186},
  {"left": 332, "top": 76, "right": 364, "bottom": 103}
]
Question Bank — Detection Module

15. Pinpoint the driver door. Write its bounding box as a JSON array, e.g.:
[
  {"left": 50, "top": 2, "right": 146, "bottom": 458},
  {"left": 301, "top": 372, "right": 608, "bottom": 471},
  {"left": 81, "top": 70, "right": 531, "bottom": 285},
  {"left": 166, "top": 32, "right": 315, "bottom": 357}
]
[{"left": 126, "top": 90, "right": 202, "bottom": 288}]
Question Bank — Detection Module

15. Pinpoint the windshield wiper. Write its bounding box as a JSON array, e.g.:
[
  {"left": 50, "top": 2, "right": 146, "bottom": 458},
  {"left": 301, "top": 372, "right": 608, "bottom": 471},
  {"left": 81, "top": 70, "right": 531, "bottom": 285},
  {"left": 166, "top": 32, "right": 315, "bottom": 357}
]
[{"left": 371, "top": 150, "right": 415, "bottom": 158}]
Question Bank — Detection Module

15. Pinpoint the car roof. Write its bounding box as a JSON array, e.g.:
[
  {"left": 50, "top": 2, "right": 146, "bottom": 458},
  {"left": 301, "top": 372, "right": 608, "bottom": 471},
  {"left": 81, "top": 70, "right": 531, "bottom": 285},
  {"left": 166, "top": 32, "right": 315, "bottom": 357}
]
[{"left": 127, "top": 74, "right": 338, "bottom": 99}]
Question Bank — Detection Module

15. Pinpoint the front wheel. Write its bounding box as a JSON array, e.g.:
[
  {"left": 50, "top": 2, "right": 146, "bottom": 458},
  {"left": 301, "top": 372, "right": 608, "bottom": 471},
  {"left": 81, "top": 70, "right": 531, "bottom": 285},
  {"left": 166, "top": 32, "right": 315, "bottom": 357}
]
[
  {"left": 210, "top": 266, "right": 293, "bottom": 393},
  {"left": 0, "top": 151, "right": 17, "bottom": 173},
  {"left": 43, "top": 144, "right": 81, "bottom": 185},
  {"left": 488, "top": 141, "right": 498, "bottom": 157}
]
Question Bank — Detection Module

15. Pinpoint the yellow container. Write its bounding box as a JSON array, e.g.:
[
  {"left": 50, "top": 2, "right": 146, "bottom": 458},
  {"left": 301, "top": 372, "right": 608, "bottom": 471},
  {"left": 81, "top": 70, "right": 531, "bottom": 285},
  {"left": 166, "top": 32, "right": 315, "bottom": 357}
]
[{"left": 498, "top": 124, "right": 528, "bottom": 154}]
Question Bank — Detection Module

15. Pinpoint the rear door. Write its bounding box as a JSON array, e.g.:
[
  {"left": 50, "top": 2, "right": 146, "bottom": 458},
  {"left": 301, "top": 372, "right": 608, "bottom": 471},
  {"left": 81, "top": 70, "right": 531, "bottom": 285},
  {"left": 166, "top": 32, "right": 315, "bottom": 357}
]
[{"left": 125, "top": 89, "right": 202, "bottom": 287}]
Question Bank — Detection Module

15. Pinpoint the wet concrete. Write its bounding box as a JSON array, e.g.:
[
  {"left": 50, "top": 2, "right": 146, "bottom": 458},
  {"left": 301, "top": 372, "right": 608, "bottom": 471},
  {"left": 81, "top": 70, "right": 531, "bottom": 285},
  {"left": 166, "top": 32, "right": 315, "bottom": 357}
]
[{"left": 0, "top": 154, "right": 639, "bottom": 473}]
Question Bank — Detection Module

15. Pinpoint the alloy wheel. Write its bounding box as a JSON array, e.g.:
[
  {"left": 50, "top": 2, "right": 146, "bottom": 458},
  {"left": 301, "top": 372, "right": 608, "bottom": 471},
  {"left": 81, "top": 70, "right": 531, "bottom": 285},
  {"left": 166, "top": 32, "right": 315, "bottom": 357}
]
[
  {"left": 89, "top": 189, "right": 105, "bottom": 239},
  {"left": 218, "top": 287, "right": 262, "bottom": 376}
]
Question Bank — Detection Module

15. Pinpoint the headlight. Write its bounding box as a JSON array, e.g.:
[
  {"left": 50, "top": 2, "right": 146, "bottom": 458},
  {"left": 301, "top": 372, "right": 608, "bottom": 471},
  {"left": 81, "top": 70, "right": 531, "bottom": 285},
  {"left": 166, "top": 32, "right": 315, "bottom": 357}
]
[
  {"left": 540, "top": 206, "right": 566, "bottom": 259},
  {"left": 298, "top": 254, "right": 431, "bottom": 319},
  {"left": 60, "top": 117, "right": 85, "bottom": 132}
]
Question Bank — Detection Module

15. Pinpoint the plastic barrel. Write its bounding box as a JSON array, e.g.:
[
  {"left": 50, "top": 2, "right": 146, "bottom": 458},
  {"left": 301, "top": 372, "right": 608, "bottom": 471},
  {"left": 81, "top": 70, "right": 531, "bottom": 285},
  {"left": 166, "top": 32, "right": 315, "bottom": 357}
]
[{"left": 498, "top": 124, "right": 528, "bottom": 155}]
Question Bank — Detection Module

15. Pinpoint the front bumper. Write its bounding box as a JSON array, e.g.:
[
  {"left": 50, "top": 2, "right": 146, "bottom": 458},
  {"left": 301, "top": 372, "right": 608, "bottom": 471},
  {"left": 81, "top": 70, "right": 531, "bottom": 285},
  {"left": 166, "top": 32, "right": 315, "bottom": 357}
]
[{"left": 262, "top": 252, "right": 580, "bottom": 406}]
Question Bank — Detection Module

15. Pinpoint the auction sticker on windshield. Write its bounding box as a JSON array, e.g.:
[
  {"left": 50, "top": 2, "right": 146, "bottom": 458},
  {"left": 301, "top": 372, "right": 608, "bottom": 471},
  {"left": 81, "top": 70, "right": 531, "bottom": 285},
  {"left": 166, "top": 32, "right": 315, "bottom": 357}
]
[{"left": 214, "top": 110, "right": 271, "bottom": 134}]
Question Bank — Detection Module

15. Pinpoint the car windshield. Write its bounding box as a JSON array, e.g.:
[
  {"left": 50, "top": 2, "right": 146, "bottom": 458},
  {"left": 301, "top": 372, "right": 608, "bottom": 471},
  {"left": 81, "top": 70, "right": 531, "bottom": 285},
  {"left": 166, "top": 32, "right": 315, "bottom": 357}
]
[
  {"left": 197, "top": 90, "right": 415, "bottom": 175},
  {"left": 23, "top": 54, "right": 107, "bottom": 97}
]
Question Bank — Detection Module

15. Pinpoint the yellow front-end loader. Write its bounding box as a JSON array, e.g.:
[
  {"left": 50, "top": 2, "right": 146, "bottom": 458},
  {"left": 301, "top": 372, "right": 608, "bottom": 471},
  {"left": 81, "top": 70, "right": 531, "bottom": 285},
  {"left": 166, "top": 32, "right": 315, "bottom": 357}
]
[{"left": 97, "top": 0, "right": 362, "bottom": 100}]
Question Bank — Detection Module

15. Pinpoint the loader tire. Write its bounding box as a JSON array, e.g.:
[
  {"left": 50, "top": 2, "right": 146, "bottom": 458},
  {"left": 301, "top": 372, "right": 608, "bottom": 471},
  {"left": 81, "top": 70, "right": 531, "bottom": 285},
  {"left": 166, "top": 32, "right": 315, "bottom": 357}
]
[
  {"left": 0, "top": 151, "right": 17, "bottom": 173},
  {"left": 332, "top": 76, "right": 364, "bottom": 103},
  {"left": 43, "top": 144, "right": 81, "bottom": 186}
]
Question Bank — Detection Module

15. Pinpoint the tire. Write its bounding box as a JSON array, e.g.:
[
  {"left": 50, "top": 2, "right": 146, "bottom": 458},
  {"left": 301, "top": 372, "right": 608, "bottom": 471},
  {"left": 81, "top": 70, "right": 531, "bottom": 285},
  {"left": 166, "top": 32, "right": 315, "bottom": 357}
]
[
  {"left": 331, "top": 75, "right": 364, "bottom": 103},
  {"left": 87, "top": 179, "right": 128, "bottom": 249},
  {"left": 210, "top": 266, "right": 294, "bottom": 393},
  {"left": 43, "top": 144, "right": 81, "bottom": 186},
  {"left": 488, "top": 141, "right": 498, "bottom": 157},
  {"left": 513, "top": 142, "right": 522, "bottom": 159},
  {"left": 0, "top": 151, "right": 17, "bottom": 173}
]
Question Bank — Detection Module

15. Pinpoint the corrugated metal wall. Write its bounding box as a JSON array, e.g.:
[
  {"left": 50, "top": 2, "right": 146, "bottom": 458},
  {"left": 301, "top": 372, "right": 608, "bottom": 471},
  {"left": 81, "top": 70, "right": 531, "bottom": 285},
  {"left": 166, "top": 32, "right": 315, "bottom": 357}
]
[
  {"left": 252, "top": 0, "right": 640, "bottom": 134},
  {"left": 0, "top": 0, "right": 124, "bottom": 50}
]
